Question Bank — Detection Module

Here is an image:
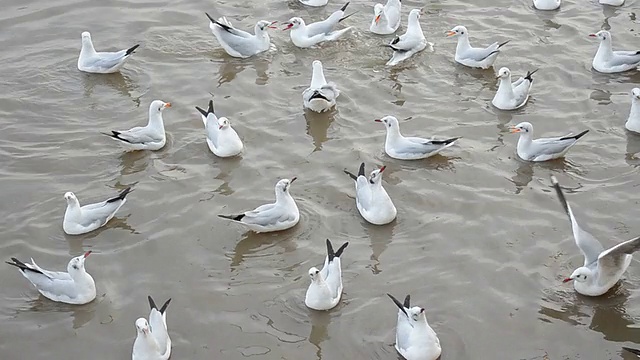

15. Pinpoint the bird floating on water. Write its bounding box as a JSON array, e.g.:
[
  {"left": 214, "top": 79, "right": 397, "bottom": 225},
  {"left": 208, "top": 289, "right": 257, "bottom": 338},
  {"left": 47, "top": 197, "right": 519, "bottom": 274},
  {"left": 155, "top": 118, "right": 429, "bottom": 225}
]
[
  {"left": 491, "top": 67, "right": 537, "bottom": 110},
  {"left": 385, "top": 9, "right": 428, "bottom": 66},
  {"left": 302, "top": 60, "right": 340, "bottom": 113},
  {"left": 283, "top": 2, "right": 355, "bottom": 48},
  {"left": 589, "top": 30, "right": 640, "bottom": 74},
  {"left": 376, "top": 115, "right": 459, "bottom": 160},
  {"left": 370, "top": 0, "right": 401, "bottom": 35},
  {"left": 103, "top": 100, "right": 171, "bottom": 151},
  {"left": 388, "top": 293, "right": 442, "bottom": 360},
  {"left": 132, "top": 296, "right": 172, "bottom": 360},
  {"left": 63, "top": 187, "right": 132, "bottom": 235},
  {"left": 196, "top": 100, "right": 243, "bottom": 157},
  {"left": 206, "top": 13, "right": 277, "bottom": 58},
  {"left": 305, "top": 239, "right": 349, "bottom": 311},
  {"left": 447, "top": 25, "right": 509, "bottom": 69},
  {"left": 509, "top": 122, "right": 588, "bottom": 162},
  {"left": 626, "top": 88, "right": 640, "bottom": 134},
  {"left": 77, "top": 31, "right": 139, "bottom": 74},
  {"left": 344, "top": 163, "right": 396, "bottom": 225}
]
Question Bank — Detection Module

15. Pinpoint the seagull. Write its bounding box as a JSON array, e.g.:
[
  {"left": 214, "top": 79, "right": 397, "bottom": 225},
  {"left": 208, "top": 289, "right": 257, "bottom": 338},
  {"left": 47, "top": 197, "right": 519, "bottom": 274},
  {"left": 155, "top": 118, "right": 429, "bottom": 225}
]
[
  {"left": 206, "top": 13, "right": 277, "bottom": 58},
  {"left": 375, "top": 115, "right": 460, "bottom": 160},
  {"left": 195, "top": 100, "right": 243, "bottom": 157},
  {"left": 282, "top": 2, "right": 355, "bottom": 48},
  {"left": 103, "top": 100, "right": 171, "bottom": 151},
  {"left": 446, "top": 25, "right": 509, "bottom": 69},
  {"left": 533, "top": 0, "right": 561, "bottom": 10},
  {"left": 344, "top": 163, "right": 396, "bottom": 225},
  {"left": 302, "top": 60, "right": 340, "bottom": 113},
  {"left": 509, "top": 122, "right": 588, "bottom": 162},
  {"left": 385, "top": 9, "right": 427, "bottom": 66},
  {"left": 6, "top": 251, "right": 96, "bottom": 305},
  {"left": 626, "top": 88, "right": 640, "bottom": 133},
  {"left": 551, "top": 176, "right": 640, "bottom": 297},
  {"left": 624, "top": 347, "right": 640, "bottom": 357},
  {"left": 600, "top": 0, "right": 624, "bottom": 5},
  {"left": 77, "top": 32, "right": 139, "bottom": 74},
  {"left": 491, "top": 67, "right": 538, "bottom": 110},
  {"left": 387, "top": 293, "right": 442, "bottom": 360},
  {"left": 590, "top": 30, "right": 640, "bottom": 73},
  {"left": 305, "top": 239, "right": 349, "bottom": 311},
  {"left": 63, "top": 187, "right": 132, "bottom": 235},
  {"left": 218, "top": 178, "right": 300, "bottom": 233},
  {"left": 370, "top": 0, "right": 401, "bottom": 35},
  {"left": 132, "top": 296, "right": 172, "bottom": 360},
  {"left": 299, "top": 0, "right": 328, "bottom": 7}
]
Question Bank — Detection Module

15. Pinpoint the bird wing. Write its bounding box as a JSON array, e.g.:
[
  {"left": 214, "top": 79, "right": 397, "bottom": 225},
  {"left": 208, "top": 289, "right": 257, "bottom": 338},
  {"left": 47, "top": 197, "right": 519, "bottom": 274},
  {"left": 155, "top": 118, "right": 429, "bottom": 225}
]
[
  {"left": 597, "top": 236, "right": 640, "bottom": 282},
  {"left": 112, "top": 126, "right": 163, "bottom": 144},
  {"left": 204, "top": 115, "right": 221, "bottom": 149},
  {"left": 29, "top": 258, "right": 72, "bottom": 281},
  {"left": 384, "top": 0, "right": 401, "bottom": 28},
  {"left": 86, "top": 50, "right": 129, "bottom": 69},
  {"left": 528, "top": 136, "right": 577, "bottom": 157},
  {"left": 306, "top": 11, "right": 342, "bottom": 37},
  {"left": 389, "top": 32, "right": 421, "bottom": 52},
  {"left": 355, "top": 176, "right": 373, "bottom": 210},
  {"left": 79, "top": 199, "right": 125, "bottom": 227},
  {"left": 148, "top": 308, "right": 169, "bottom": 354},
  {"left": 609, "top": 51, "right": 640, "bottom": 67},
  {"left": 242, "top": 204, "right": 294, "bottom": 226},
  {"left": 458, "top": 43, "right": 499, "bottom": 61}
]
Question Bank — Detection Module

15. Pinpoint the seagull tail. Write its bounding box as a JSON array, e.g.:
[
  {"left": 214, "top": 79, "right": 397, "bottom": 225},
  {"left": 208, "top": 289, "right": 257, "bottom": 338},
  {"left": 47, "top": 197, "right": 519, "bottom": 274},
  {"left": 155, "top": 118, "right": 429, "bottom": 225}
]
[
  {"left": 125, "top": 44, "right": 140, "bottom": 56},
  {"left": 334, "top": 241, "right": 349, "bottom": 258},
  {"left": 429, "top": 137, "right": 461, "bottom": 145},
  {"left": 560, "top": 129, "right": 589, "bottom": 141},
  {"left": 358, "top": 162, "right": 365, "bottom": 177},
  {"left": 106, "top": 187, "right": 132, "bottom": 204},
  {"left": 101, "top": 131, "right": 132, "bottom": 144},
  {"left": 6, "top": 258, "right": 43, "bottom": 275},
  {"left": 340, "top": 2, "right": 350, "bottom": 12},
  {"left": 339, "top": 11, "right": 358, "bottom": 22},
  {"left": 326, "top": 239, "right": 336, "bottom": 261},
  {"left": 498, "top": 40, "right": 510, "bottom": 48},
  {"left": 219, "top": 214, "right": 245, "bottom": 221},
  {"left": 148, "top": 296, "right": 172, "bottom": 314},
  {"left": 387, "top": 293, "right": 408, "bottom": 316}
]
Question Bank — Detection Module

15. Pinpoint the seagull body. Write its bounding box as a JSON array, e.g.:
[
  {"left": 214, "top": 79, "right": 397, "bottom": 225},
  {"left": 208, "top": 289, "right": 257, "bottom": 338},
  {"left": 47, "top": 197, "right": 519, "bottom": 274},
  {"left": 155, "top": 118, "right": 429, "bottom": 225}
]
[
  {"left": 492, "top": 67, "right": 537, "bottom": 110},
  {"left": 626, "top": 88, "right": 640, "bottom": 133},
  {"left": 302, "top": 60, "right": 340, "bottom": 113},
  {"left": 77, "top": 32, "right": 139, "bottom": 74},
  {"left": 376, "top": 115, "right": 459, "bottom": 160},
  {"left": 510, "top": 122, "right": 588, "bottom": 162},
  {"left": 370, "top": 0, "right": 401, "bottom": 35},
  {"left": 590, "top": 30, "right": 640, "bottom": 74},
  {"left": 600, "top": 0, "right": 624, "bottom": 5},
  {"left": 388, "top": 293, "right": 441, "bottom": 360},
  {"left": 447, "top": 25, "right": 509, "bottom": 69},
  {"left": 305, "top": 239, "right": 349, "bottom": 311},
  {"left": 283, "top": 3, "right": 354, "bottom": 48},
  {"left": 533, "top": 0, "right": 561, "bottom": 10},
  {"left": 551, "top": 176, "right": 640, "bottom": 297},
  {"left": 299, "top": 0, "right": 328, "bottom": 7},
  {"left": 63, "top": 187, "right": 132, "bottom": 235},
  {"left": 195, "top": 100, "right": 243, "bottom": 157},
  {"left": 218, "top": 178, "right": 299, "bottom": 233},
  {"left": 132, "top": 296, "right": 172, "bottom": 360},
  {"left": 103, "top": 100, "right": 171, "bottom": 151},
  {"left": 344, "top": 163, "right": 396, "bottom": 225},
  {"left": 206, "top": 14, "right": 276, "bottom": 58},
  {"left": 385, "top": 9, "right": 427, "bottom": 66},
  {"left": 6, "top": 252, "right": 95, "bottom": 305}
]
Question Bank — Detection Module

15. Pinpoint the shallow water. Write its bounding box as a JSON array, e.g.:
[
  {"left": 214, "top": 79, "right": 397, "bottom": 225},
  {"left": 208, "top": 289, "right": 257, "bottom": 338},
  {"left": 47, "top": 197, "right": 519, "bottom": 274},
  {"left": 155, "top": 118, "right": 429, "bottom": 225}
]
[{"left": 2, "top": 0, "right": 640, "bottom": 359}]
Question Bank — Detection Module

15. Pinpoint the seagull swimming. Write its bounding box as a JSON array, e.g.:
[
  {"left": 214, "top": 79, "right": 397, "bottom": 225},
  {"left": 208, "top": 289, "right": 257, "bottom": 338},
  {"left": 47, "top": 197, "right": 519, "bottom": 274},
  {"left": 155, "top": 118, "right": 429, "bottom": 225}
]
[
  {"left": 446, "top": 25, "right": 509, "bottom": 69},
  {"left": 626, "top": 88, "right": 640, "bottom": 134},
  {"left": 218, "top": 178, "right": 300, "bottom": 233},
  {"left": 305, "top": 239, "right": 349, "bottom": 311},
  {"left": 387, "top": 293, "right": 441, "bottom": 360},
  {"left": 302, "top": 60, "right": 340, "bottom": 113},
  {"left": 376, "top": 115, "right": 459, "bottom": 160},
  {"left": 299, "top": 0, "right": 328, "bottom": 7},
  {"left": 509, "top": 122, "right": 588, "bottom": 162},
  {"left": 533, "top": 0, "right": 561, "bottom": 10},
  {"left": 344, "top": 163, "right": 396, "bottom": 225},
  {"left": 370, "top": 0, "right": 401, "bottom": 35},
  {"left": 491, "top": 67, "right": 537, "bottom": 110},
  {"left": 132, "top": 296, "right": 172, "bottom": 360},
  {"left": 206, "top": 13, "right": 277, "bottom": 58},
  {"left": 6, "top": 251, "right": 96, "bottom": 305},
  {"left": 282, "top": 2, "right": 355, "bottom": 48},
  {"left": 77, "top": 32, "right": 139, "bottom": 74},
  {"left": 195, "top": 100, "right": 243, "bottom": 157},
  {"left": 63, "top": 187, "right": 132, "bottom": 235},
  {"left": 385, "top": 9, "right": 427, "bottom": 66},
  {"left": 551, "top": 176, "right": 640, "bottom": 297},
  {"left": 590, "top": 30, "right": 640, "bottom": 74},
  {"left": 103, "top": 100, "right": 171, "bottom": 151}
]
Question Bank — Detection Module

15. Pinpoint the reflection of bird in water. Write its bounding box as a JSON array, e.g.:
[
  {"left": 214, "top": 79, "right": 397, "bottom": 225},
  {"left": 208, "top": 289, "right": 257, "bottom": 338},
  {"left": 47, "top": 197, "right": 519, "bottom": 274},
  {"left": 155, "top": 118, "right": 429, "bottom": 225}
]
[
  {"left": 308, "top": 307, "right": 331, "bottom": 358},
  {"left": 625, "top": 132, "right": 640, "bottom": 167},
  {"left": 229, "top": 230, "right": 298, "bottom": 271},
  {"left": 364, "top": 221, "right": 395, "bottom": 274},
  {"left": 215, "top": 58, "right": 270, "bottom": 87},
  {"left": 81, "top": 71, "right": 141, "bottom": 106},
  {"left": 304, "top": 108, "right": 335, "bottom": 152}
]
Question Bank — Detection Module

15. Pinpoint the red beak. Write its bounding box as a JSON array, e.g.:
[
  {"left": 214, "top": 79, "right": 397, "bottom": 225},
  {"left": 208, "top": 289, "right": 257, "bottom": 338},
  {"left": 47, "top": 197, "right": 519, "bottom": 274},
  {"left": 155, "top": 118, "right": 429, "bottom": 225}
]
[
  {"left": 562, "top": 277, "right": 573, "bottom": 283},
  {"left": 268, "top": 21, "right": 278, "bottom": 29},
  {"left": 84, "top": 250, "right": 92, "bottom": 258},
  {"left": 374, "top": 119, "right": 382, "bottom": 122},
  {"left": 588, "top": 33, "right": 597, "bottom": 37},
  {"left": 218, "top": 125, "right": 223, "bottom": 129},
  {"left": 290, "top": 177, "right": 297, "bottom": 183},
  {"left": 379, "top": 166, "right": 386, "bottom": 172},
  {"left": 282, "top": 23, "right": 293, "bottom": 31}
]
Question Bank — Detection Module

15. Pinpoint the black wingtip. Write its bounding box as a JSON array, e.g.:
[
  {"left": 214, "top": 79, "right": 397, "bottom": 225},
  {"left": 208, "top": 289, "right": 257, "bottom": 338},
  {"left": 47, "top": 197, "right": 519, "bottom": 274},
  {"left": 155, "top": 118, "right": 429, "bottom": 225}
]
[
  {"left": 550, "top": 176, "right": 571, "bottom": 219},
  {"left": 205, "top": 12, "right": 216, "bottom": 23},
  {"left": 428, "top": 137, "right": 461, "bottom": 145},
  {"left": 573, "top": 129, "right": 589, "bottom": 140},
  {"left": 195, "top": 106, "right": 207, "bottom": 117},
  {"left": 159, "top": 298, "right": 171, "bottom": 314},
  {"left": 358, "top": 162, "right": 365, "bottom": 177},
  {"left": 343, "top": 170, "right": 357, "bottom": 181},
  {"left": 403, "top": 294, "right": 410, "bottom": 308},
  {"left": 387, "top": 293, "right": 408, "bottom": 316},
  {"left": 102, "top": 130, "right": 132, "bottom": 144},
  {"left": 525, "top": 68, "right": 539, "bottom": 82},
  {"left": 106, "top": 187, "right": 132, "bottom": 203},
  {"left": 219, "top": 214, "right": 245, "bottom": 221},
  {"left": 339, "top": 11, "right": 358, "bottom": 22},
  {"left": 125, "top": 44, "right": 140, "bottom": 56},
  {"left": 498, "top": 40, "right": 510, "bottom": 48},
  {"left": 623, "top": 347, "right": 640, "bottom": 356},
  {"left": 206, "top": 13, "right": 234, "bottom": 33},
  {"left": 6, "top": 258, "right": 43, "bottom": 275},
  {"left": 334, "top": 242, "right": 348, "bottom": 258},
  {"left": 207, "top": 100, "right": 214, "bottom": 115},
  {"left": 326, "top": 239, "right": 336, "bottom": 261},
  {"left": 148, "top": 295, "right": 157, "bottom": 310},
  {"left": 340, "top": 2, "right": 350, "bottom": 11}
]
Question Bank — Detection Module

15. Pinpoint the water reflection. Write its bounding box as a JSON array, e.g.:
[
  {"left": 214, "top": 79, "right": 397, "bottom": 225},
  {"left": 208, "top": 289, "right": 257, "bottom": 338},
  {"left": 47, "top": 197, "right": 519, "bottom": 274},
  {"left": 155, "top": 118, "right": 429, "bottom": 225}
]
[
  {"left": 119, "top": 150, "right": 150, "bottom": 176},
  {"left": 15, "top": 296, "right": 101, "bottom": 329},
  {"left": 625, "top": 131, "right": 640, "bottom": 167},
  {"left": 230, "top": 229, "right": 298, "bottom": 271},
  {"left": 308, "top": 310, "right": 330, "bottom": 359},
  {"left": 215, "top": 57, "right": 270, "bottom": 87},
  {"left": 509, "top": 158, "right": 573, "bottom": 194},
  {"left": 304, "top": 108, "right": 335, "bottom": 152},
  {"left": 452, "top": 64, "right": 497, "bottom": 93},
  {"left": 64, "top": 215, "right": 136, "bottom": 250},
  {"left": 81, "top": 72, "right": 140, "bottom": 106},
  {"left": 364, "top": 221, "right": 395, "bottom": 274}
]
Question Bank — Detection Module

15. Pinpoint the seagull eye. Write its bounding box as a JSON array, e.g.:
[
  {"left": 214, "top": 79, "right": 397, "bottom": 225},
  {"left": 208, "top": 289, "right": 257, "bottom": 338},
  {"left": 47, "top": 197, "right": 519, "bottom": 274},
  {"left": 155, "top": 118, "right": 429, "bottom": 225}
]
[
  {"left": 315, "top": 270, "right": 319, "bottom": 274},
  {"left": 72, "top": 265, "right": 79, "bottom": 270}
]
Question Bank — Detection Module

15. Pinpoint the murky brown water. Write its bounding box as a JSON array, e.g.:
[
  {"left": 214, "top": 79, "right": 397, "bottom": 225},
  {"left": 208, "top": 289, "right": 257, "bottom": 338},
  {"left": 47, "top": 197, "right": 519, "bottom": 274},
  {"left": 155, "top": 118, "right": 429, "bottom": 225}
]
[{"left": 2, "top": 0, "right": 640, "bottom": 358}]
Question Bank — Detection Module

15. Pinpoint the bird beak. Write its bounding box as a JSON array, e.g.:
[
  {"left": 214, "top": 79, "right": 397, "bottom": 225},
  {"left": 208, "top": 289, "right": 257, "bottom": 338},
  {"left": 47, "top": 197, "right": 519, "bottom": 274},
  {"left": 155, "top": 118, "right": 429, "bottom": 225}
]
[
  {"left": 268, "top": 21, "right": 278, "bottom": 29},
  {"left": 562, "top": 277, "right": 573, "bottom": 283},
  {"left": 446, "top": 30, "right": 456, "bottom": 37},
  {"left": 375, "top": 15, "right": 381, "bottom": 23},
  {"left": 83, "top": 251, "right": 92, "bottom": 258},
  {"left": 374, "top": 119, "right": 382, "bottom": 122},
  {"left": 282, "top": 23, "right": 293, "bottom": 31},
  {"left": 509, "top": 127, "right": 521, "bottom": 133},
  {"left": 379, "top": 166, "right": 386, "bottom": 172},
  {"left": 588, "top": 33, "right": 597, "bottom": 38},
  {"left": 164, "top": 102, "right": 172, "bottom": 108},
  {"left": 290, "top": 177, "right": 297, "bottom": 183}
]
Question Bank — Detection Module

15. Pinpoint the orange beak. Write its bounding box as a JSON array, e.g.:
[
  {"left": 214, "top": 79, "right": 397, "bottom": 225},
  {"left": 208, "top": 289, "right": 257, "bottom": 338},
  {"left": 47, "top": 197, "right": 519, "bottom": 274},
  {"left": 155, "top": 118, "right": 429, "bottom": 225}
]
[
  {"left": 446, "top": 30, "right": 456, "bottom": 37},
  {"left": 509, "top": 127, "right": 521, "bottom": 133},
  {"left": 375, "top": 15, "right": 381, "bottom": 23},
  {"left": 164, "top": 102, "right": 172, "bottom": 108}
]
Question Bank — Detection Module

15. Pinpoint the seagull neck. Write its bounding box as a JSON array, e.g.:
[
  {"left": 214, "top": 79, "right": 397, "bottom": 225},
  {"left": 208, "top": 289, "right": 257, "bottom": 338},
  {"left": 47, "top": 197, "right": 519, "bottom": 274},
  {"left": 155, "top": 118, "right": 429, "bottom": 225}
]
[
  {"left": 66, "top": 200, "right": 82, "bottom": 216},
  {"left": 630, "top": 98, "right": 640, "bottom": 121},
  {"left": 147, "top": 111, "right": 165, "bottom": 130},
  {"left": 595, "top": 39, "right": 613, "bottom": 59},
  {"left": 456, "top": 35, "right": 471, "bottom": 53},
  {"left": 311, "top": 66, "right": 327, "bottom": 88},
  {"left": 385, "top": 125, "right": 403, "bottom": 143},
  {"left": 407, "top": 15, "right": 421, "bottom": 33},
  {"left": 516, "top": 131, "right": 533, "bottom": 150},
  {"left": 80, "top": 39, "right": 97, "bottom": 57},
  {"left": 275, "top": 189, "right": 294, "bottom": 204},
  {"left": 496, "top": 76, "right": 515, "bottom": 98}
]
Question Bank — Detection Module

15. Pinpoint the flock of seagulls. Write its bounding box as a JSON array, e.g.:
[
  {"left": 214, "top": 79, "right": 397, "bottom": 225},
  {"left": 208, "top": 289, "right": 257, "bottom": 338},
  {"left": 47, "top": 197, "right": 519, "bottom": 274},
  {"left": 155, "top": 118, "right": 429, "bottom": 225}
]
[{"left": 7, "top": 0, "right": 640, "bottom": 358}]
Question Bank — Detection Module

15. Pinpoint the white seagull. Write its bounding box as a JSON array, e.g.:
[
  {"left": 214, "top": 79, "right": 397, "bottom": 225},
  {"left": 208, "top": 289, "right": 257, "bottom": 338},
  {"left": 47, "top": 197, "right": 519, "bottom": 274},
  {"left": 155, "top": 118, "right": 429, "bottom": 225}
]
[
  {"left": 446, "top": 25, "right": 509, "bottom": 69},
  {"left": 206, "top": 13, "right": 277, "bottom": 58},
  {"left": 305, "top": 239, "right": 349, "bottom": 311},
  {"left": 387, "top": 293, "right": 442, "bottom": 360},
  {"left": 590, "top": 30, "right": 640, "bottom": 74},
  {"left": 132, "top": 296, "right": 172, "bottom": 360},
  {"left": 551, "top": 176, "right": 640, "bottom": 297},
  {"left": 385, "top": 9, "right": 427, "bottom": 66},
  {"left": 77, "top": 32, "right": 139, "bottom": 74},
  {"left": 510, "top": 122, "right": 588, "bottom": 162},
  {"left": 600, "top": 0, "right": 624, "bottom": 5},
  {"left": 299, "top": 0, "right": 328, "bottom": 7},
  {"left": 6, "top": 251, "right": 96, "bottom": 305},
  {"left": 103, "top": 100, "right": 171, "bottom": 151},
  {"left": 302, "top": 60, "right": 340, "bottom": 113},
  {"left": 63, "top": 187, "right": 132, "bottom": 235},
  {"left": 376, "top": 115, "right": 460, "bottom": 160},
  {"left": 344, "top": 163, "right": 396, "bottom": 225},
  {"left": 626, "top": 88, "right": 640, "bottom": 133},
  {"left": 195, "top": 100, "right": 243, "bottom": 157},
  {"left": 218, "top": 178, "right": 300, "bottom": 233},
  {"left": 624, "top": 348, "right": 640, "bottom": 357},
  {"left": 370, "top": 0, "right": 401, "bottom": 35},
  {"left": 491, "top": 67, "right": 538, "bottom": 110},
  {"left": 282, "top": 2, "right": 355, "bottom": 48},
  {"left": 533, "top": 0, "right": 561, "bottom": 10}
]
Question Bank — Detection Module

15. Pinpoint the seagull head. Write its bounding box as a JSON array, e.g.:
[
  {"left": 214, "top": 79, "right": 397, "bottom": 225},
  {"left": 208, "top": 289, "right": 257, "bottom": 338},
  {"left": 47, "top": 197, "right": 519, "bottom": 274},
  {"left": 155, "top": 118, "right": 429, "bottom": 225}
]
[
  {"left": 374, "top": 115, "right": 399, "bottom": 131},
  {"left": 217, "top": 117, "right": 231, "bottom": 130},
  {"left": 308, "top": 267, "right": 321, "bottom": 282},
  {"left": 446, "top": 25, "right": 467, "bottom": 38},
  {"left": 368, "top": 166, "right": 386, "bottom": 185},
  {"left": 81, "top": 31, "right": 92, "bottom": 41},
  {"left": 564, "top": 267, "right": 590, "bottom": 283},
  {"left": 588, "top": 30, "right": 610, "bottom": 42},
  {"left": 135, "top": 318, "right": 151, "bottom": 336},
  {"left": 67, "top": 251, "right": 91, "bottom": 273},
  {"left": 282, "top": 17, "right": 303, "bottom": 31},
  {"left": 408, "top": 306, "right": 427, "bottom": 323},
  {"left": 276, "top": 177, "right": 297, "bottom": 193},
  {"left": 632, "top": 88, "right": 640, "bottom": 100},
  {"left": 509, "top": 122, "right": 533, "bottom": 135},
  {"left": 149, "top": 100, "right": 171, "bottom": 114},
  {"left": 64, "top": 192, "right": 78, "bottom": 205},
  {"left": 256, "top": 20, "right": 278, "bottom": 32},
  {"left": 496, "top": 67, "right": 511, "bottom": 80},
  {"left": 373, "top": 4, "right": 384, "bottom": 23},
  {"left": 409, "top": 8, "right": 422, "bottom": 20}
]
